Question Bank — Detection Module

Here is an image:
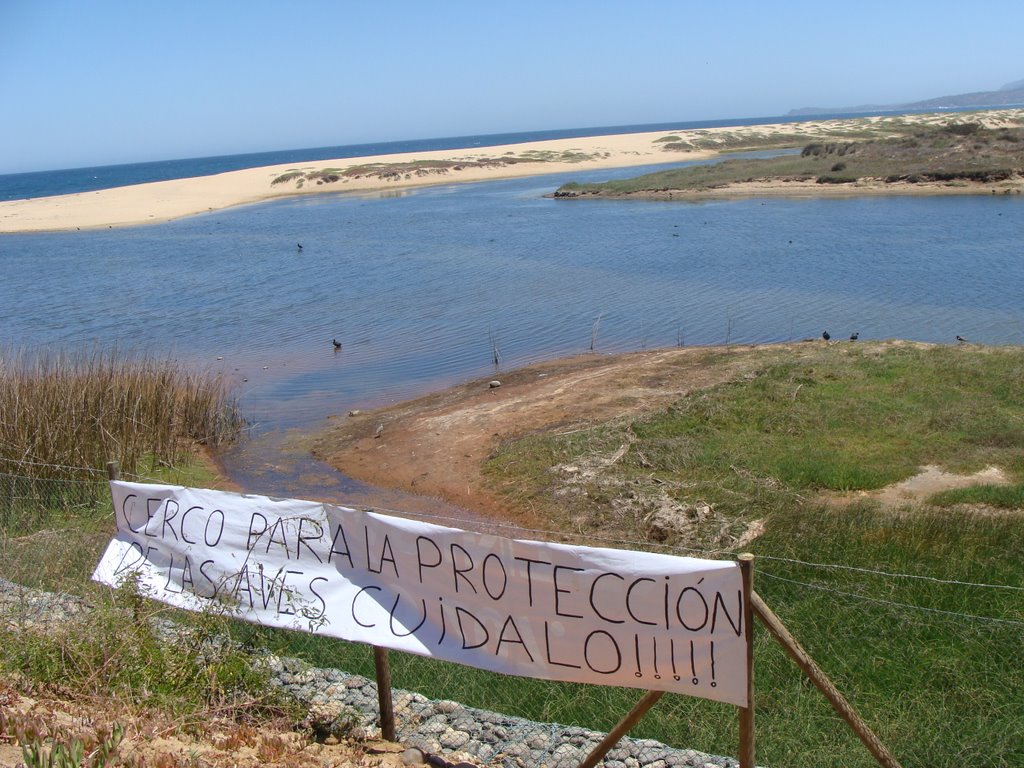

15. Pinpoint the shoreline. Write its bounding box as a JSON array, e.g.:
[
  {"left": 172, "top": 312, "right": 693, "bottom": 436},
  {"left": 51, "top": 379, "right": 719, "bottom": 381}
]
[
  {"left": 551, "top": 176, "right": 1024, "bottom": 201},
  {"left": 308, "top": 343, "right": 814, "bottom": 522},
  {"left": 4, "top": 109, "right": 1024, "bottom": 234},
  {"left": 0, "top": 131, "right": 716, "bottom": 233}
]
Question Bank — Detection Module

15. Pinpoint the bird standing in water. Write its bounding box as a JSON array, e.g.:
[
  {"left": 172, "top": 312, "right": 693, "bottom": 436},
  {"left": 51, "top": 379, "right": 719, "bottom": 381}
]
[
  {"left": 956, "top": 335, "right": 967, "bottom": 343},
  {"left": 332, "top": 339, "right": 342, "bottom": 350}
]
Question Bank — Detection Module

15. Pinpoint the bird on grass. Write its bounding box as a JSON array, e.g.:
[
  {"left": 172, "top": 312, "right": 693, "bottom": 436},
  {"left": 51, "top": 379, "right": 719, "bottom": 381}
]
[
  {"left": 850, "top": 331, "right": 859, "bottom": 341},
  {"left": 956, "top": 335, "right": 967, "bottom": 343},
  {"left": 332, "top": 338, "right": 342, "bottom": 350},
  {"left": 822, "top": 331, "right": 831, "bottom": 341}
]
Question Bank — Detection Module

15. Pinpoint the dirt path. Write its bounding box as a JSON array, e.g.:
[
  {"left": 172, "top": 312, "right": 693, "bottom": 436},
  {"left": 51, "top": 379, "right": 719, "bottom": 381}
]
[{"left": 311, "top": 345, "right": 786, "bottom": 523}]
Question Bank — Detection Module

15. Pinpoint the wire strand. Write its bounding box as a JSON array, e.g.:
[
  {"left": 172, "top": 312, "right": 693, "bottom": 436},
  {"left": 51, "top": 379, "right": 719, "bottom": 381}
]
[
  {"left": 759, "top": 571, "right": 1024, "bottom": 627},
  {"left": 758, "top": 554, "right": 1024, "bottom": 592}
]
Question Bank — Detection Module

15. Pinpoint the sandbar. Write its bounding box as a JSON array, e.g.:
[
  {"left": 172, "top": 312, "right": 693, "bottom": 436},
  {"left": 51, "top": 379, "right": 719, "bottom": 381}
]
[{"left": 3, "top": 109, "right": 1023, "bottom": 234}]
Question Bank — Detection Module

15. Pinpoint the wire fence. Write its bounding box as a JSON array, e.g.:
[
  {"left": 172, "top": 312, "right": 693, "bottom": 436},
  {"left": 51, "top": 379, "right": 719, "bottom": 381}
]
[{"left": 2, "top": 460, "right": 1022, "bottom": 767}]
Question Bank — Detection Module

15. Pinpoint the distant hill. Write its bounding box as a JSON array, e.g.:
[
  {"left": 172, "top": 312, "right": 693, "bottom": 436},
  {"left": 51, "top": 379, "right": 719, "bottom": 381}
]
[{"left": 788, "top": 78, "right": 1024, "bottom": 117}]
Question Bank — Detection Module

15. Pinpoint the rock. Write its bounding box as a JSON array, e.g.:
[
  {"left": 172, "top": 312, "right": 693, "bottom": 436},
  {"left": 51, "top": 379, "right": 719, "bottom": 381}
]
[
  {"left": 440, "top": 727, "right": 471, "bottom": 749},
  {"left": 401, "top": 747, "right": 427, "bottom": 765}
]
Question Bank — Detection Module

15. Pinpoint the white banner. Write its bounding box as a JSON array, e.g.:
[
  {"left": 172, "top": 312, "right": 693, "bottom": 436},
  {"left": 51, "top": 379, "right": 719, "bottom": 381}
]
[{"left": 93, "top": 482, "right": 748, "bottom": 706}]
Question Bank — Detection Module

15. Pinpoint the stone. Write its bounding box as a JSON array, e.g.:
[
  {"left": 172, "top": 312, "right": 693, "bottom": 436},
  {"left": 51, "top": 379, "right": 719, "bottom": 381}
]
[
  {"left": 401, "top": 747, "right": 426, "bottom": 765},
  {"left": 440, "top": 728, "right": 471, "bottom": 749}
]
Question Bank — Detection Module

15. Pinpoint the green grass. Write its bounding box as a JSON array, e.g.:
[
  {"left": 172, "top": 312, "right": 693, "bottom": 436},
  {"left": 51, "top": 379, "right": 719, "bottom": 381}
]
[
  {"left": 0, "top": 581, "right": 293, "bottom": 724},
  {"left": 0, "top": 456, "right": 225, "bottom": 595},
  {"left": 468, "top": 342, "right": 1024, "bottom": 766},
  {"left": 930, "top": 482, "right": 1024, "bottom": 508}
]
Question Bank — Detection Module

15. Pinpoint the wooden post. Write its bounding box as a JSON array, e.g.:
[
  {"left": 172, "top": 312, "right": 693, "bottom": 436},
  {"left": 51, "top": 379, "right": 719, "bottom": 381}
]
[
  {"left": 373, "top": 646, "right": 396, "bottom": 742},
  {"left": 106, "top": 461, "right": 120, "bottom": 481},
  {"left": 737, "top": 553, "right": 755, "bottom": 768},
  {"left": 578, "top": 690, "right": 664, "bottom": 768},
  {"left": 751, "top": 591, "right": 902, "bottom": 768}
]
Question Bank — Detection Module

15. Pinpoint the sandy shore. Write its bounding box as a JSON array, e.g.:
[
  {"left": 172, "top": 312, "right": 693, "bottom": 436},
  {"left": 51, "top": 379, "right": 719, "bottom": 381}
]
[
  {"left": 4, "top": 109, "right": 1022, "bottom": 234},
  {"left": 0, "top": 131, "right": 715, "bottom": 233}
]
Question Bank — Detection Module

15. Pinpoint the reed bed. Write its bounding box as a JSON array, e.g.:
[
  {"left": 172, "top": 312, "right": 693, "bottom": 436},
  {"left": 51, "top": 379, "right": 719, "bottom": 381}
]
[{"left": 0, "top": 347, "right": 242, "bottom": 481}]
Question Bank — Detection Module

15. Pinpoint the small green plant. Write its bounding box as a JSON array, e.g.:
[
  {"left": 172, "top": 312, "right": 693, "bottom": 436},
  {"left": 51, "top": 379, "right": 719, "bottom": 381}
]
[
  {"left": 270, "top": 170, "right": 304, "bottom": 185},
  {"left": 21, "top": 724, "right": 123, "bottom": 768},
  {"left": 0, "top": 580, "right": 291, "bottom": 721}
]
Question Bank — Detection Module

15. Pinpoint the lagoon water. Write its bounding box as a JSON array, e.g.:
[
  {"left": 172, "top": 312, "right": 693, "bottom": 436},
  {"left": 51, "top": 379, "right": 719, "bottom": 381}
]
[{"left": 2, "top": 155, "right": 1023, "bottom": 497}]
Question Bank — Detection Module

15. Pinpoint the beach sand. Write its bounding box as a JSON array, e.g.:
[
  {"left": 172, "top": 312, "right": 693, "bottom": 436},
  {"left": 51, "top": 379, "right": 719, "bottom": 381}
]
[
  {"left": 0, "top": 131, "right": 713, "bottom": 233},
  {"left": 3, "top": 109, "right": 1022, "bottom": 233}
]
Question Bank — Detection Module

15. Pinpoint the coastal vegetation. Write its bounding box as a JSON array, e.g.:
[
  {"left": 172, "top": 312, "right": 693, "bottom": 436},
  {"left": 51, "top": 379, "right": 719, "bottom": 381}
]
[
  {"left": 555, "top": 123, "right": 1024, "bottom": 197},
  {"left": 270, "top": 148, "right": 604, "bottom": 189},
  {"left": 0, "top": 347, "right": 241, "bottom": 483}
]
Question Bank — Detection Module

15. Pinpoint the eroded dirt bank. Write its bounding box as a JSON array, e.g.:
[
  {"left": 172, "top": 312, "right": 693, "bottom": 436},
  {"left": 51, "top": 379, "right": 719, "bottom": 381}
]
[{"left": 310, "top": 345, "right": 793, "bottom": 523}]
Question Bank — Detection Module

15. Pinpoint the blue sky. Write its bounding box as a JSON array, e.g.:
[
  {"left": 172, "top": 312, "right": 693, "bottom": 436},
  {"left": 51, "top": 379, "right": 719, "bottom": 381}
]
[{"left": 2, "top": 0, "right": 1022, "bottom": 174}]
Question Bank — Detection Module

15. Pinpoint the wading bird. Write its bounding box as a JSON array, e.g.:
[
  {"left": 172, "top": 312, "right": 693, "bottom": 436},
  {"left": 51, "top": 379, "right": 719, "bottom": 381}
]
[{"left": 332, "top": 339, "right": 342, "bottom": 350}]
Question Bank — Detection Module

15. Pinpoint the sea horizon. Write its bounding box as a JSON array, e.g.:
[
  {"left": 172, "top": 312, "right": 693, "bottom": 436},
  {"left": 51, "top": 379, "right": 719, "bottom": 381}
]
[{"left": 0, "top": 106, "right": 994, "bottom": 202}]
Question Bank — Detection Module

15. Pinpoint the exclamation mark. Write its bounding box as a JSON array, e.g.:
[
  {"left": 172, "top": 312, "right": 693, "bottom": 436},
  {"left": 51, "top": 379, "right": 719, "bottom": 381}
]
[
  {"left": 652, "top": 637, "right": 660, "bottom": 679},
  {"left": 710, "top": 640, "right": 717, "bottom": 688},
  {"left": 437, "top": 597, "right": 447, "bottom": 644},
  {"left": 690, "top": 640, "right": 698, "bottom": 685},
  {"left": 634, "top": 634, "right": 643, "bottom": 678},
  {"left": 670, "top": 638, "right": 680, "bottom": 681}
]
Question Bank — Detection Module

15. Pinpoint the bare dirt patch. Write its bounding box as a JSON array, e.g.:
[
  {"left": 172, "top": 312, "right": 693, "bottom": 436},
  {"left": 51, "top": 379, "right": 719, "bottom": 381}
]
[
  {"left": 311, "top": 345, "right": 804, "bottom": 524},
  {"left": 0, "top": 679, "right": 413, "bottom": 768},
  {"left": 826, "top": 464, "right": 1011, "bottom": 509}
]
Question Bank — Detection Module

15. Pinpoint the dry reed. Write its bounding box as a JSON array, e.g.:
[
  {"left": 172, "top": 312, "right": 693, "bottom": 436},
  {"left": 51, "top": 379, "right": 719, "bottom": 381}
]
[{"left": 0, "top": 347, "right": 242, "bottom": 481}]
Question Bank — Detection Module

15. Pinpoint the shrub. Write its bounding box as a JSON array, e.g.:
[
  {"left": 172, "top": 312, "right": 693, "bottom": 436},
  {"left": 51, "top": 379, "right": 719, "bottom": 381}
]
[
  {"left": 816, "top": 174, "right": 857, "bottom": 184},
  {"left": 943, "top": 122, "right": 981, "bottom": 136},
  {"left": 271, "top": 171, "right": 303, "bottom": 186}
]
